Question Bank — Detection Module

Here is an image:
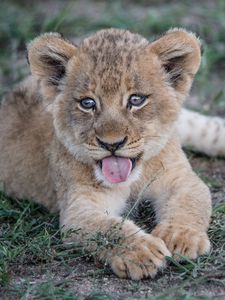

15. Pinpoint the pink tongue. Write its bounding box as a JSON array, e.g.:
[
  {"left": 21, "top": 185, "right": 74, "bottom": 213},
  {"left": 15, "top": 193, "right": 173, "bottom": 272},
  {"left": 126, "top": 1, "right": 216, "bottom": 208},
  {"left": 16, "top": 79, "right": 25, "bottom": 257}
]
[{"left": 102, "top": 156, "right": 132, "bottom": 184}]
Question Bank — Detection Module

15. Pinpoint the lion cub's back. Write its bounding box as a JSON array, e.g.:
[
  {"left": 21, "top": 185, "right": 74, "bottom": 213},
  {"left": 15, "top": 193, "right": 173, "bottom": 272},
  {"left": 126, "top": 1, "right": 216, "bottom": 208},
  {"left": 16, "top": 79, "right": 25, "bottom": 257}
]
[
  {"left": 0, "top": 77, "right": 57, "bottom": 211},
  {"left": 178, "top": 108, "right": 225, "bottom": 157}
]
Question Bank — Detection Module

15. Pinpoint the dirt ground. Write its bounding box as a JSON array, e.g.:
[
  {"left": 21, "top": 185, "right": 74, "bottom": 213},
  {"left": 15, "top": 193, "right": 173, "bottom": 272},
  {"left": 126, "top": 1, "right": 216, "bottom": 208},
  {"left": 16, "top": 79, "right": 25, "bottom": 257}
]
[{"left": 8, "top": 260, "right": 225, "bottom": 300}]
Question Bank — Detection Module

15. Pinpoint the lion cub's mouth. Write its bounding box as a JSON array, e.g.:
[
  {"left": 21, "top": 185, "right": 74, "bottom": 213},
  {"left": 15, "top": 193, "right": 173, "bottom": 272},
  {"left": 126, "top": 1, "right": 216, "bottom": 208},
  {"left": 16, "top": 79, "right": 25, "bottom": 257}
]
[{"left": 98, "top": 156, "right": 138, "bottom": 184}]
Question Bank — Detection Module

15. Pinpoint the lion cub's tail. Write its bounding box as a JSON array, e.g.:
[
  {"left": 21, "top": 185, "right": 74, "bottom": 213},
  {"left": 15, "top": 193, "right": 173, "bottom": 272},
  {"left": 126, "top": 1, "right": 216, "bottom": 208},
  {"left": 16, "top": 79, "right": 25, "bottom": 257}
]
[{"left": 177, "top": 108, "right": 225, "bottom": 157}]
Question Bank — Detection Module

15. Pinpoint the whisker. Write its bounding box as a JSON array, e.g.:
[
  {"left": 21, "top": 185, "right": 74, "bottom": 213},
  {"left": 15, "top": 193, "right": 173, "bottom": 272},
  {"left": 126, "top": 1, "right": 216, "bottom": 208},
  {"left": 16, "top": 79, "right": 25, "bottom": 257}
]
[{"left": 127, "top": 139, "right": 142, "bottom": 146}]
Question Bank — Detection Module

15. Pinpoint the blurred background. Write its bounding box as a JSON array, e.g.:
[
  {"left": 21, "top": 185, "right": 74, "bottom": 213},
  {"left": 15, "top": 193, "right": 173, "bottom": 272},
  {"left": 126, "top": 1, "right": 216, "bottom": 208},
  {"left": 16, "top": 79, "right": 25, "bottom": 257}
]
[{"left": 0, "top": 0, "right": 225, "bottom": 114}]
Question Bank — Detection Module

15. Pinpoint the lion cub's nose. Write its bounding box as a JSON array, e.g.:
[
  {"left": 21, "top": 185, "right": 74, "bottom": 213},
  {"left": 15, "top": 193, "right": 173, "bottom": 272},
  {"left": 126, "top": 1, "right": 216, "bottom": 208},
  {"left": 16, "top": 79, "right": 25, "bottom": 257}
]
[{"left": 96, "top": 136, "right": 128, "bottom": 153}]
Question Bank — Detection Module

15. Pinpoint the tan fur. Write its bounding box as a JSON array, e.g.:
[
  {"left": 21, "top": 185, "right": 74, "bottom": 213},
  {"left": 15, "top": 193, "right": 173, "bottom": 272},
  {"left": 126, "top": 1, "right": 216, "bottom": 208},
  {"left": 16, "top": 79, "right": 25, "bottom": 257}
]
[
  {"left": 177, "top": 108, "right": 225, "bottom": 156},
  {"left": 0, "top": 28, "right": 211, "bottom": 280}
]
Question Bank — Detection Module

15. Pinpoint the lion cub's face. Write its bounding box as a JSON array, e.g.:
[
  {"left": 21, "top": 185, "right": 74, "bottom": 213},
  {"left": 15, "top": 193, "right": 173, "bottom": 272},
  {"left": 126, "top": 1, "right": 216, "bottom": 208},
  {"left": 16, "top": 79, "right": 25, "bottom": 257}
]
[{"left": 28, "top": 29, "right": 201, "bottom": 185}]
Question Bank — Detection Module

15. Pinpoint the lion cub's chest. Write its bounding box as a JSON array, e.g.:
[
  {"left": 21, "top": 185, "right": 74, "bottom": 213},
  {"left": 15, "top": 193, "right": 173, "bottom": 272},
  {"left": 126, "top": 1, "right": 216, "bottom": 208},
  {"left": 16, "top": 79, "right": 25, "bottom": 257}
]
[{"left": 99, "top": 186, "right": 130, "bottom": 217}]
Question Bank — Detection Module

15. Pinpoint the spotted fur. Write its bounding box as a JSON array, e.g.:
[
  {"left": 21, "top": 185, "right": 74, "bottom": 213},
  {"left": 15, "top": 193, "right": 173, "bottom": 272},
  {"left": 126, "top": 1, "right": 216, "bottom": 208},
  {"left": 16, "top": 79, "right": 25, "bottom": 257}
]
[
  {"left": 0, "top": 28, "right": 212, "bottom": 280},
  {"left": 178, "top": 108, "right": 225, "bottom": 156}
]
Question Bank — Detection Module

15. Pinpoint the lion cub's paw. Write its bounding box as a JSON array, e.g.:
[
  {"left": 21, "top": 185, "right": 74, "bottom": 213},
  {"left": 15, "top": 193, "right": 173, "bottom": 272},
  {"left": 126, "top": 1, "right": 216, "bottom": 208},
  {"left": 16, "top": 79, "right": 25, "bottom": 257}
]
[
  {"left": 110, "top": 233, "right": 171, "bottom": 280},
  {"left": 152, "top": 224, "right": 210, "bottom": 260}
]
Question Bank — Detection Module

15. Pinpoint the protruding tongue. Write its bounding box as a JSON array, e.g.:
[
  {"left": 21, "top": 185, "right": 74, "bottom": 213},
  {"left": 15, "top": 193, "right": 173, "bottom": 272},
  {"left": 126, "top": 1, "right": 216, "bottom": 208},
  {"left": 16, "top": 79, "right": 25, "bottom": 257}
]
[{"left": 102, "top": 156, "right": 132, "bottom": 184}]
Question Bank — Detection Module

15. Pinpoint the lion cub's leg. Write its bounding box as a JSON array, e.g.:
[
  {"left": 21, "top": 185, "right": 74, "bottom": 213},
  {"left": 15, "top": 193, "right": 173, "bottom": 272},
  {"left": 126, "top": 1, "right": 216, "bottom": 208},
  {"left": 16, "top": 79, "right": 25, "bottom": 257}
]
[
  {"left": 59, "top": 187, "right": 170, "bottom": 280},
  {"left": 147, "top": 144, "right": 212, "bottom": 260}
]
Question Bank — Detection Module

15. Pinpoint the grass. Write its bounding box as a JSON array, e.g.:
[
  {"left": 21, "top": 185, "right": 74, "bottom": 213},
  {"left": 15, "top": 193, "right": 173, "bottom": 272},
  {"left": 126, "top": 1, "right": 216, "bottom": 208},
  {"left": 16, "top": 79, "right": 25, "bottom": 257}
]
[
  {"left": 1, "top": 0, "right": 225, "bottom": 106},
  {"left": 0, "top": 0, "right": 225, "bottom": 299},
  {"left": 0, "top": 189, "right": 225, "bottom": 299}
]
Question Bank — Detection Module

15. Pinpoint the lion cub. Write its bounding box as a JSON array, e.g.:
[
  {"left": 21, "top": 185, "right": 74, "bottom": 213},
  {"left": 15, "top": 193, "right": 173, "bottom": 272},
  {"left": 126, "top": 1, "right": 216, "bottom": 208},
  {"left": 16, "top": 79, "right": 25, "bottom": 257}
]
[{"left": 0, "top": 28, "right": 211, "bottom": 280}]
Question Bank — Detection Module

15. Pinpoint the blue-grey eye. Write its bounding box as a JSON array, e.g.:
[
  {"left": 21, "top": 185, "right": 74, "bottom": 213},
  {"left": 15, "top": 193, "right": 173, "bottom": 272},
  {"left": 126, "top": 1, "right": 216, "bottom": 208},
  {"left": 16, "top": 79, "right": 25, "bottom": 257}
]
[
  {"left": 128, "top": 94, "right": 147, "bottom": 107},
  {"left": 80, "top": 98, "right": 96, "bottom": 110}
]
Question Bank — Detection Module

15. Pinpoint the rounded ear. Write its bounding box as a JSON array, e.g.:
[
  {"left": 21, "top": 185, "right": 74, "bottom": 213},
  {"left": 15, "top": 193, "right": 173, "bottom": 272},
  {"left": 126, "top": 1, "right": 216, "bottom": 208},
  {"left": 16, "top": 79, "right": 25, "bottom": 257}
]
[
  {"left": 27, "top": 33, "right": 77, "bottom": 98},
  {"left": 149, "top": 28, "right": 201, "bottom": 98}
]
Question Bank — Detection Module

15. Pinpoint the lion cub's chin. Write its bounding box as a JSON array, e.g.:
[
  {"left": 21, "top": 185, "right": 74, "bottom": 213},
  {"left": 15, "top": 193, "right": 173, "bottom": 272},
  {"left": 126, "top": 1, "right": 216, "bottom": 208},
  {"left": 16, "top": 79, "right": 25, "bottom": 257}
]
[{"left": 94, "top": 162, "right": 143, "bottom": 188}]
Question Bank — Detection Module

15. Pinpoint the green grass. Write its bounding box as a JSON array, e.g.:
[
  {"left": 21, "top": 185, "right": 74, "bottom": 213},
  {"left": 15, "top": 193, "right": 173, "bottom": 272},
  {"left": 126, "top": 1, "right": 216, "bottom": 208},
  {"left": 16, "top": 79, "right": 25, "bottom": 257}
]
[
  {"left": 0, "top": 191, "right": 224, "bottom": 299},
  {"left": 1, "top": 0, "right": 225, "bottom": 106}
]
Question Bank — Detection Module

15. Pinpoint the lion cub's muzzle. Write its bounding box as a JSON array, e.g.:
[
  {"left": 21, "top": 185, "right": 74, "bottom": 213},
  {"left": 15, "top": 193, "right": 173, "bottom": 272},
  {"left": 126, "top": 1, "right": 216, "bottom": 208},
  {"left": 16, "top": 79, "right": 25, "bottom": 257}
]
[
  {"left": 96, "top": 136, "right": 128, "bottom": 154},
  {"left": 95, "top": 136, "right": 142, "bottom": 184}
]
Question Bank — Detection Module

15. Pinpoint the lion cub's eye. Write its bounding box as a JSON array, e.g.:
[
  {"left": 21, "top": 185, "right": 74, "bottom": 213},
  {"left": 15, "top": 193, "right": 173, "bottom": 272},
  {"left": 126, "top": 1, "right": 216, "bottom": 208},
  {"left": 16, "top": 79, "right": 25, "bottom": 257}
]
[
  {"left": 128, "top": 94, "right": 147, "bottom": 108},
  {"left": 79, "top": 98, "right": 96, "bottom": 110}
]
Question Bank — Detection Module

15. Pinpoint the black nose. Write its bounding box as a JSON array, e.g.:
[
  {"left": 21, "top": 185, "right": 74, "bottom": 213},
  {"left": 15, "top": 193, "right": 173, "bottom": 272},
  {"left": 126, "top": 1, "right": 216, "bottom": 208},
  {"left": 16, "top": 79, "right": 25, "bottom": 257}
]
[{"left": 96, "top": 136, "right": 128, "bottom": 153}]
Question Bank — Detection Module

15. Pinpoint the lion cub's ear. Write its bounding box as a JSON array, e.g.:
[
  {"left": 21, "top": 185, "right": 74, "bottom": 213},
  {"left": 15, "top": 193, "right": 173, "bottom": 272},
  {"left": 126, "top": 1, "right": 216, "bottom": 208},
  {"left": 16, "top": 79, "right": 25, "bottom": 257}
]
[
  {"left": 28, "top": 33, "right": 77, "bottom": 98},
  {"left": 150, "top": 28, "right": 201, "bottom": 100}
]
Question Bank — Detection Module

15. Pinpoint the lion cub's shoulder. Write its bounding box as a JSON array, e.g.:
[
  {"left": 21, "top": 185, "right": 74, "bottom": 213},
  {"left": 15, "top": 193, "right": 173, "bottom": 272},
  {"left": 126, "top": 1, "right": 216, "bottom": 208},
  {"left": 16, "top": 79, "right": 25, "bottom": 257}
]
[{"left": 1, "top": 76, "right": 42, "bottom": 115}]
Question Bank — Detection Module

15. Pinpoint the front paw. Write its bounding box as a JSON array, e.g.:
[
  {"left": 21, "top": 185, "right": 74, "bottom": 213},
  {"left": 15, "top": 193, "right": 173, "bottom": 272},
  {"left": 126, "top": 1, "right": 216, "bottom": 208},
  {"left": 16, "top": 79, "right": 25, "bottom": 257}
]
[
  {"left": 152, "top": 224, "right": 210, "bottom": 260},
  {"left": 109, "top": 233, "right": 171, "bottom": 280}
]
